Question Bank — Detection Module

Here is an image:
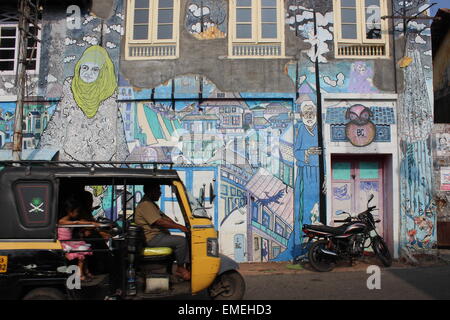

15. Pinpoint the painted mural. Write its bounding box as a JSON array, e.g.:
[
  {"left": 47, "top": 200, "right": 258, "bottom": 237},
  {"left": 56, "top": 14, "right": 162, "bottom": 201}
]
[
  {"left": 1, "top": 1, "right": 126, "bottom": 158},
  {"left": 273, "top": 100, "right": 319, "bottom": 261},
  {"left": 394, "top": 0, "right": 437, "bottom": 251},
  {"left": 436, "top": 132, "right": 450, "bottom": 157},
  {"left": 185, "top": 0, "right": 227, "bottom": 39},
  {"left": 344, "top": 104, "right": 376, "bottom": 147},
  {"left": 39, "top": 1, "right": 128, "bottom": 161},
  {"left": 282, "top": 0, "right": 391, "bottom": 260},
  {"left": 286, "top": 0, "right": 333, "bottom": 63},
  {"left": 284, "top": 1, "right": 394, "bottom": 261},
  {"left": 40, "top": 45, "right": 129, "bottom": 161},
  {"left": 0, "top": 102, "right": 57, "bottom": 150},
  {"left": 0, "top": 0, "right": 438, "bottom": 262},
  {"left": 117, "top": 74, "right": 297, "bottom": 262},
  {"left": 287, "top": 60, "right": 381, "bottom": 96},
  {"left": 325, "top": 102, "right": 395, "bottom": 145}
]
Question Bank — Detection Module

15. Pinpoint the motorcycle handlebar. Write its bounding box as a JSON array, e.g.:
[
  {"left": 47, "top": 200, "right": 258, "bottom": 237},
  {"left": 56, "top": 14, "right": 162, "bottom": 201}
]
[{"left": 334, "top": 217, "right": 352, "bottom": 223}]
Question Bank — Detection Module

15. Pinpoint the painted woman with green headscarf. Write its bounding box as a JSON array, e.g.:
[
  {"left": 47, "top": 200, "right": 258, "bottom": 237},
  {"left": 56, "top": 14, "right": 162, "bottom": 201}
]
[
  {"left": 40, "top": 45, "right": 129, "bottom": 161},
  {"left": 72, "top": 45, "right": 117, "bottom": 118}
]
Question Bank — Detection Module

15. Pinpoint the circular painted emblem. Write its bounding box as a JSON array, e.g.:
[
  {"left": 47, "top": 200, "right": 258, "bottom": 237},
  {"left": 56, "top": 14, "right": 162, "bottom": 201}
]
[
  {"left": 345, "top": 104, "right": 376, "bottom": 147},
  {"left": 345, "top": 122, "right": 376, "bottom": 147}
]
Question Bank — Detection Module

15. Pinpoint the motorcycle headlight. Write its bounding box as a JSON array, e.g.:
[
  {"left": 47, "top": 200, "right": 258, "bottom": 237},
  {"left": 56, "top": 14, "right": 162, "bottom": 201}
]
[{"left": 207, "top": 238, "right": 219, "bottom": 257}]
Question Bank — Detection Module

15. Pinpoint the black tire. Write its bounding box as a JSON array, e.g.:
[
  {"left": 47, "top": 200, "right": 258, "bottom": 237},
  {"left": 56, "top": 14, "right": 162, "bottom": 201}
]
[
  {"left": 23, "top": 287, "right": 66, "bottom": 300},
  {"left": 208, "top": 271, "right": 246, "bottom": 300},
  {"left": 372, "top": 236, "right": 392, "bottom": 267},
  {"left": 308, "top": 240, "right": 336, "bottom": 272}
]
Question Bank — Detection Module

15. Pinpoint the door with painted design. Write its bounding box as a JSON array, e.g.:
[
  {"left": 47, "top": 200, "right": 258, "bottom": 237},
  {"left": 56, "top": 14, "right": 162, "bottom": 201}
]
[{"left": 331, "top": 157, "right": 384, "bottom": 237}]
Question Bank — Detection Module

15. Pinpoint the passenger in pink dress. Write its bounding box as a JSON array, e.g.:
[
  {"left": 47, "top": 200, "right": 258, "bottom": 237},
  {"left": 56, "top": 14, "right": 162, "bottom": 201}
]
[{"left": 58, "top": 196, "right": 101, "bottom": 281}]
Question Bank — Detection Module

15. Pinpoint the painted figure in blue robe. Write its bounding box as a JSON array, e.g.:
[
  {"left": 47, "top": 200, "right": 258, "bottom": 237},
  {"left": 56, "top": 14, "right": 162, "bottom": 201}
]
[{"left": 273, "top": 101, "right": 320, "bottom": 261}]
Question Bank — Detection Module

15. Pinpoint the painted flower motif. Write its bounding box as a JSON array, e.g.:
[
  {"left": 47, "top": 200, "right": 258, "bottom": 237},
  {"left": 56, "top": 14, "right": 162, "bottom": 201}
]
[{"left": 407, "top": 229, "right": 417, "bottom": 243}]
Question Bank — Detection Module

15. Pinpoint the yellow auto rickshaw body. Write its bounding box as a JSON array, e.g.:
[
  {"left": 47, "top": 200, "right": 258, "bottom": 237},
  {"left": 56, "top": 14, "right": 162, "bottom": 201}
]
[
  {"left": 172, "top": 180, "right": 221, "bottom": 294},
  {"left": 0, "top": 161, "right": 244, "bottom": 300}
]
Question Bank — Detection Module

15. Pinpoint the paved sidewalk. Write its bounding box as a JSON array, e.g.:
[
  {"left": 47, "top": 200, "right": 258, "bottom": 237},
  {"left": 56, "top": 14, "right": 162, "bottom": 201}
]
[
  {"left": 438, "top": 249, "right": 450, "bottom": 263},
  {"left": 238, "top": 253, "right": 449, "bottom": 276}
]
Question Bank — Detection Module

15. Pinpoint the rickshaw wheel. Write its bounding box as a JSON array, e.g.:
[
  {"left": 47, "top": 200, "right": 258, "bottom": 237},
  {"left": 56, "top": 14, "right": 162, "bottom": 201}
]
[
  {"left": 208, "top": 271, "right": 245, "bottom": 300},
  {"left": 23, "top": 287, "right": 66, "bottom": 300}
]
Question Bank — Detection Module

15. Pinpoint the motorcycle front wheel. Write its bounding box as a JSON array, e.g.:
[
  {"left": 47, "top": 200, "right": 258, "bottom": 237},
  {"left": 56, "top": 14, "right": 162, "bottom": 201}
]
[
  {"left": 308, "top": 240, "right": 336, "bottom": 272},
  {"left": 372, "top": 236, "right": 392, "bottom": 267}
]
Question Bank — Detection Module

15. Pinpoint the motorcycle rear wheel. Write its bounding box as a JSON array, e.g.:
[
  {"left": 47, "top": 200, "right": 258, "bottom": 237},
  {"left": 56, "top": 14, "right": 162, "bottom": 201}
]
[
  {"left": 308, "top": 240, "right": 336, "bottom": 272},
  {"left": 372, "top": 236, "right": 392, "bottom": 267}
]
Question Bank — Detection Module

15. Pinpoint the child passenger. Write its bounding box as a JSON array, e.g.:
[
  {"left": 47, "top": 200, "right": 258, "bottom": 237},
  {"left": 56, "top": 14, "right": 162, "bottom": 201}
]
[{"left": 58, "top": 196, "right": 101, "bottom": 281}]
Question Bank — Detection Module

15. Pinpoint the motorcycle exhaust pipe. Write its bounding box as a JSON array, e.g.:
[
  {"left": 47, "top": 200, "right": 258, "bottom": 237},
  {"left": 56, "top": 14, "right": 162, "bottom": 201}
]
[{"left": 320, "top": 248, "right": 338, "bottom": 256}]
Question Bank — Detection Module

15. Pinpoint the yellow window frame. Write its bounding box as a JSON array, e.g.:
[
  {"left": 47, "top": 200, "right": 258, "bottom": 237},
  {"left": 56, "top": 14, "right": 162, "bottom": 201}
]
[
  {"left": 229, "top": 0, "right": 284, "bottom": 43},
  {"left": 333, "top": 0, "right": 390, "bottom": 57},
  {"left": 125, "top": 0, "right": 180, "bottom": 59},
  {"left": 228, "top": 0, "right": 285, "bottom": 58},
  {"left": 231, "top": 0, "right": 255, "bottom": 42}
]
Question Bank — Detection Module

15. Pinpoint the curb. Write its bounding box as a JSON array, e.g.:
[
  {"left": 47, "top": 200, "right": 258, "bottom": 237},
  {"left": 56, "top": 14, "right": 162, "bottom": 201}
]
[{"left": 238, "top": 259, "right": 448, "bottom": 276}]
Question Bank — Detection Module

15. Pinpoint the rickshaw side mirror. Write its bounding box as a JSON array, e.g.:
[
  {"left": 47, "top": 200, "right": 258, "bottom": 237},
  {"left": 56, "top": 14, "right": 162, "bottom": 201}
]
[
  {"left": 209, "top": 182, "right": 216, "bottom": 205},
  {"left": 199, "top": 185, "right": 205, "bottom": 206}
]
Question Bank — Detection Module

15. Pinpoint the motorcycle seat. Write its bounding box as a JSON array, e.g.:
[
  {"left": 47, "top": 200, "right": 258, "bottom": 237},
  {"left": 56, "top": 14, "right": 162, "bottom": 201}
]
[{"left": 303, "top": 224, "right": 348, "bottom": 235}]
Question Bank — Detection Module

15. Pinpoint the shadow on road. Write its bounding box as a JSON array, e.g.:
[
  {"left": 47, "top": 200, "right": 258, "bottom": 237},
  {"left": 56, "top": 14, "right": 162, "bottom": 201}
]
[{"left": 383, "top": 265, "right": 450, "bottom": 299}]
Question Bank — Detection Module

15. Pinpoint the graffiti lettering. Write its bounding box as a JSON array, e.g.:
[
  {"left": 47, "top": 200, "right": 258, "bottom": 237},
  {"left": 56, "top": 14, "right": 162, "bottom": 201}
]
[
  {"left": 66, "top": 5, "right": 81, "bottom": 30},
  {"left": 366, "top": 6, "right": 381, "bottom": 24},
  {"left": 66, "top": 265, "right": 81, "bottom": 290},
  {"left": 366, "top": 265, "right": 381, "bottom": 290},
  {"left": 356, "top": 128, "right": 366, "bottom": 137}
]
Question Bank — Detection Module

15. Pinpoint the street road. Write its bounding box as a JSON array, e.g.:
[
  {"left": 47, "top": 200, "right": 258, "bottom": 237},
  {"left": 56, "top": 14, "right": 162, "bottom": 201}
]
[{"left": 242, "top": 265, "right": 450, "bottom": 300}]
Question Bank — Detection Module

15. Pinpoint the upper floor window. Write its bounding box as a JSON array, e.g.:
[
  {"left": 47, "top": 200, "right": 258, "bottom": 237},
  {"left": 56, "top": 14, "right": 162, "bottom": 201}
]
[
  {"left": 229, "top": 0, "right": 285, "bottom": 58},
  {"left": 125, "top": 0, "right": 180, "bottom": 60},
  {"left": 334, "top": 0, "right": 389, "bottom": 58},
  {"left": 0, "top": 24, "right": 40, "bottom": 73}
]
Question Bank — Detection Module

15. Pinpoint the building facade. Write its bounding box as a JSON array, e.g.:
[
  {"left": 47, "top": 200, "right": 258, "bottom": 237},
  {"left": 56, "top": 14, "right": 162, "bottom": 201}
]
[
  {"left": 431, "top": 8, "right": 450, "bottom": 247},
  {"left": 0, "top": 0, "right": 437, "bottom": 261}
]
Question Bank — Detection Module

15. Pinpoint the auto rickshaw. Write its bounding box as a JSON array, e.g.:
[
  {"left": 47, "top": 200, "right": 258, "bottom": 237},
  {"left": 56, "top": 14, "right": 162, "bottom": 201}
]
[{"left": 0, "top": 161, "right": 245, "bottom": 300}]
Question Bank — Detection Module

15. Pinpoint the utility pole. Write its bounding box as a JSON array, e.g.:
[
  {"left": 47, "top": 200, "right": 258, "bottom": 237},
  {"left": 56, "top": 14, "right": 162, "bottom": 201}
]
[
  {"left": 299, "top": 2, "right": 326, "bottom": 224},
  {"left": 382, "top": 2, "right": 440, "bottom": 36},
  {"left": 12, "top": 0, "right": 30, "bottom": 161},
  {"left": 311, "top": 7, "right": 326, "bottom": 224},
  {"left": 383, "top": 2, "right": 439, "bottom": 93},
  {"left": 12, "top": 0, "right": 41, "bottom": 161}
]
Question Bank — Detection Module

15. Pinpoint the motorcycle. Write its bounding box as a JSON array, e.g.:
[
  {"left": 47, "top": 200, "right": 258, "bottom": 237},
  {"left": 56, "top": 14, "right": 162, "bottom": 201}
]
[{"left": 302, "top": 194, "right": 392, "bottom": 272}]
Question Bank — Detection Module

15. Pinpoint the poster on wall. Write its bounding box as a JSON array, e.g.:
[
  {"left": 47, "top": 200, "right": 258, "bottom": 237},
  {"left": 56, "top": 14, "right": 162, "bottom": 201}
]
[
  {"left": 440, "top": 167, "right": 450, "bottom": 191},
  {"left": 436, "top": 133, "right": 450, "bottom": 157}
]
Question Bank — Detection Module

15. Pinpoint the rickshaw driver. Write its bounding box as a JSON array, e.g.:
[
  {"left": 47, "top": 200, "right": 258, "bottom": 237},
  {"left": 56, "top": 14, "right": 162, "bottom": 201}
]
[{"left": 135, "top": 184, "right": 191, "bottom": 281}]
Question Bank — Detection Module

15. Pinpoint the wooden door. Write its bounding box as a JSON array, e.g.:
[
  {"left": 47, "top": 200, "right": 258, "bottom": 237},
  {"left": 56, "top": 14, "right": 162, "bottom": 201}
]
[{"left": 331, "top": 157, "right": 384, "bottom": 237}]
